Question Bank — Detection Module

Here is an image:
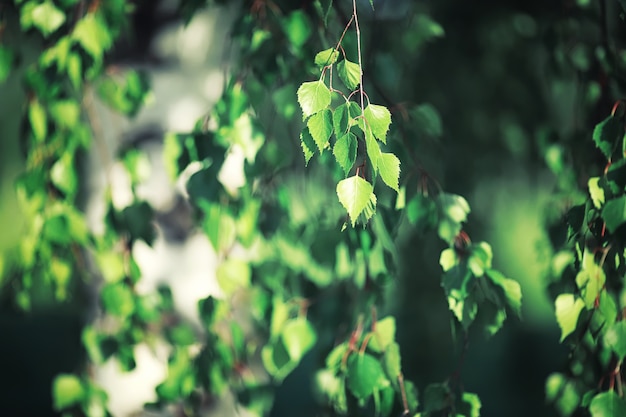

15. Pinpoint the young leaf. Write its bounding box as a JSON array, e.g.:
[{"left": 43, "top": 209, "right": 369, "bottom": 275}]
[
  {"left": 333, "top": 132, "right": 357, "bottom": 175},
  {"left": 364, "top": 104, "right": 392, "bottom": 142},
  {"left": 486, "top": 269, "right": 522, "bottom": 317},
  {"left": 72, "top": 13, "right": 113, "bottom": 62},
  {"left": 589, "top": 391, "right": 626, "bottom": 417},
  {"left": 297, "top": 80, "right": 331, "bottom": 119},
  {"left": 307, "top": 108, "right": 333, "bottom": 151},
  {"left": 461, "top": 392, "right": 482, "bottom": 417},
  {"left": 216, "top": 259, "right": 251, "bottom": 296},
  {"left": 314, "top": 48, "right": 339, "bottom": 67},
  {"left": 31, "top": 1, "right": 66, "bottom": 37},
  {"left": 554, "top": 294, "right": 585, "bottom": 342},
  {"left": 281, "top": 318, "right": 317, "bottom": 362},
  {"left": 52, "top": 374, "right": 84, "bottom": 410},
  {"left": 368, "top": 316, "right": 396, "bottom": 352},
  {"left": 346, "top": 353, "right": 388, "bottom": 401},
  {"left": 378, "top": 152, "right": 400, "bottom": 192},
  {"left": 333, "top": 102, "right": 359, "bottom": 135},
  {"left": 575, "top": 252, "right": 605, "bottom": 309},
  {"left": 336, "top": 176, "right": 375, "bottom": 227},
  {"left": 300, "top": 127, "right": 317, "bottom": 165},
  {"left": 382, "top": 342, "right": 401, "bottom": 381},
  {"left": 337, "top": 59, "right": 361, "bottom": 90}
]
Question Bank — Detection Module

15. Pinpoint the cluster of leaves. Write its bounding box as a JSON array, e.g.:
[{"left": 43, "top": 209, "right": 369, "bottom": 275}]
[
  {"left": 1, "top": 0, "right": 527, "bottom": 416},
  {"left": 547, "top": 103, "right": 626, "bottom": 416}
]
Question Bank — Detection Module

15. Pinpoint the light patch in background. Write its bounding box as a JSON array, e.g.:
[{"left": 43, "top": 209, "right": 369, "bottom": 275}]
[
  {"left": 472, "top": 169, "right": 555, "bottom": 326},
  {"left": 166, "top": 95, "right": 208, "bottom": 132},
  {"left": 218, "top": 145, "right": 247, "bottom": 195},
  {"left": 95, "top": 343, "right": 168, "bottom": 417}
]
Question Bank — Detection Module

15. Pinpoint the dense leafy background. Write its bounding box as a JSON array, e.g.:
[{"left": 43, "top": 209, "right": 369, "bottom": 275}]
[{"left": 2, "top": 0, "right": 626, "bottom": 416}]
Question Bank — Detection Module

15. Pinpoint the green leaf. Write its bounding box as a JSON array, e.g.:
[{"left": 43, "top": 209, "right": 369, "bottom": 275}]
[
  {"left": 298, "top": 81, "right": 332, "bottom": 119},
  {"left": 333, "top": 101, "right": 361, "bottom": 135},
  {"left": 337, "top": 59, "right": 361, "bottom": 90},
  {"left": 336, "top": 176, "right": 375, "bottom": 227},
  {"left": 439, "top": 248, "right": 457, "bottom": 272},
  {"left": 486, "top": 269, "right": 522, "bottom": 317},
  {"left": 575, "top": 251, "right": 605, "bottom": 309},
  {"left": 597, "top": 291, "right": 618, "bottom": 329},
  {"left": 281, "top": 318, "right": 317, "bottom": 362},
  {"left": 0, "top": 46, "right": 14, "bottom": 83},
  {"left": 216, "top": 259, "right": 251, "bottom": 296},
  {"left": 29, "top": 99, "right": 47, "bottom": 142},
  {"left": 588, "top": 177, "right": 605, "bottom": 209},
  {"left": 378, "top": 153, "right": 400, "bottom": 192},
  {"left": 364, "top": 104, "right": 392, "bottom": 142},
  {"left": 72, "top": 13, "right": 113, "bottom": 63},
  {"left": 283, "top": 10, "right": 312, "bottom": 48},
  {"left": 364, "top": 123, "right": 382, "bottom": 171},
  {"left": 49, "top": 100, "right": 80, "bottom": 129},
  {"left": 368, "top": 316, "right": 396, "bottom": 352},
  {"left": 300, "top": 127, "right": 317, "bottom": 165},
  {"left": 590, "top": 391, "right": 626, "bottom": 417},
  {"left": 333, "top": 132, "right": 357, "bottom": 175},
  {"left": 468, "top": 242, "right": 493, "bottom": 276},
  {"left": 461, "top": 392, "right": 482, "bottom": 417},
  {"left": 52, "top": 374, "right": 84, "bottom": 410},
  {"left": 545, "top": 373, "right": 580, "bottom": 416},
  {"left": 437, "top": 193, "right": 471, "bottom": 243},
  {"left": 346, "top": 353, "right": 389, "bottom": 401},
  {"left": 406, "top": 193, "right": 438, "bottom": 228},
  {"left": 603, "top": 321, "right": 626, "bottom": 361},
  {"left": 51, "top": 153, "right": 77, "bottom": 195},
  {"left": 307, "top": 108, "right": 333, "bottom": 151},
  {"left": 101, "top": 283, "right": 135, "bottom": 319},
  {"left": 382, "top": 342, "right": 401, "bottom": 382},
  {"left": 31, "top": 1, "right": 66, "bottom": 37},
  {"left": 314, "top": 48, "right": 339, "bottom": 66},
  {"left": 593, "top": 115, "right": 621, "bottom": 159},
  {"left": 555, "top": 294, "right": 585, "bottom": 342},
  {"left": 601, "top": 196, "right": 626, "bottom": 233}
]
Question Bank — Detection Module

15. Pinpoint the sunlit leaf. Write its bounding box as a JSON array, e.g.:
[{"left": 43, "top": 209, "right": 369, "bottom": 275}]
[
  {"left": 31, "top": 1, "right": 66, "bottom": 37},
  {"left": 364, "top": 104, "right": 392, "bottom": 142},
  {"left": 52, "top": 374, "right": 84, "bottom": 410},
  {"left": 555, "top": 294, "right": 585, "bottom": 342},
  {"left": 29, "top": 99, "right": 47, "bottom": 142},
  {"left": 336, "top": 176, "right": 375, "bottom": 226},
  {"left": 368, "top": 316, "right": 396, "bottom": 352},
  {"left": 314, "top": 48, "right": 339, "bottom": 67},
  {"left": 300, "top": 127, "right": 317, "bottom": 165},
  {"left": 346, "top": 353, "right": 388, "bottom": 401},
  {"left": 588, "top": 177, "right": 605, "bottom": 209},
  {"left": 378, "top": 153, "right": 400, "bottom": 192},
  {"left": 216, "top": 259, "right": 251, "bottom": 296},
  {"left": 298, "top": 81, "right": 331, "bottom": 119},
  {"left": 281, "top": 318, "right": 317, "bottom": 362},
  {"left": 337, "top": 59, "right": 361, "bottom": 90}
]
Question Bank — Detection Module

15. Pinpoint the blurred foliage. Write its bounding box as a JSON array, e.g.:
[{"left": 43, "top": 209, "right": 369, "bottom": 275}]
[{"left": 2, "top": 0, "right": 626, "bottom": 416}]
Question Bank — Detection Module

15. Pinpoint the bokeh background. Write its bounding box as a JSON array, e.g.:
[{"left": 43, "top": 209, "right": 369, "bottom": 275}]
[{"left": 1, "top": 0, "right": 625, "bottom": 416}]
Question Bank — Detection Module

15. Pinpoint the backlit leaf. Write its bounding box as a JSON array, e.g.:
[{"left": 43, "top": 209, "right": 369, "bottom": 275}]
[
  {"left": 73, "top": 13, "right": 113, "bottom": 62},
  {"left": 216, "top": 259, "right": 251, "bottom": 296},
  {"left": 307, "top": 108, "right": 333, "bottom": 151},
  {"left": 555, "top": 294, "right": 585, "bottom": 342},
  {"left": 336, "top": 176, "right": 375, "bottom": 226},
  {"left": 298, "top": 81, "right": 331, "bottom": 119},
  {"left": 31, "top": 1, "right": 66, "bottom": 37},
  {"left": 590, "top": 391, "right": 626, "bottom": 417},
  {"left": 346, "top": 353, "right": 388, "bottom": 401},
  {"left": 364, "top": 124, "right": 381, "bottom": 171},
  {"left": 333, "top": 132, "right": 357, "bottom": 175},
  {"left": 281, "top": 318, "right": 317, "bottom": 362},
  {"left": 29, "top": 99, "right": 47, "bottom": 142},
  {"left": 337, "top": 59, "right": 361, "bottom": 90},
  {"left": 588, "top": 177, "right": 605, "bottom": 209},
  {"left": 314, "top": 48, "right": 339, "bottom": 67},
  {"left": 368, "top": 316, "right": 396, "bottom": 352},
  {"left": 378, "top": 152, "right": 400, "bottom": 192},
  {"left": 364, "top": 104, "right": 392, "bottom": 142},
  {"left": 382, "top": 342, "right": 401, "bottom": 381},
  {"left": 486, "top": 269, "right": 522, "bottom": 317},
  {"left": 52, "top": 374, "right": 84, "bottom": 410}
]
